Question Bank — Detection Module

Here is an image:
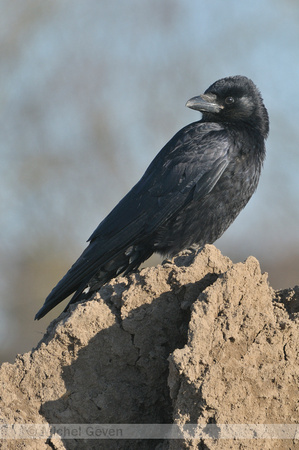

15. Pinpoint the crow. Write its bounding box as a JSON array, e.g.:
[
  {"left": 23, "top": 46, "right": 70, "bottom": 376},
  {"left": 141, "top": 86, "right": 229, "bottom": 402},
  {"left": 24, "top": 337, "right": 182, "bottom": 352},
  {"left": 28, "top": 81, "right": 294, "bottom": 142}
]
[{"left": 35, "top": 75, "right": 269, "bottom": 320}]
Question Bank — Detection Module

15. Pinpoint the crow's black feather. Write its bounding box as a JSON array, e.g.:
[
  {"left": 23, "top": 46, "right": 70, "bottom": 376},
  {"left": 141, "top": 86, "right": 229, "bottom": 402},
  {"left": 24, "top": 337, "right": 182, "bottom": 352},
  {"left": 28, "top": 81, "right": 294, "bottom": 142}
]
[{"left": 35, "top": 75, "right": 269, "bottom": 320}]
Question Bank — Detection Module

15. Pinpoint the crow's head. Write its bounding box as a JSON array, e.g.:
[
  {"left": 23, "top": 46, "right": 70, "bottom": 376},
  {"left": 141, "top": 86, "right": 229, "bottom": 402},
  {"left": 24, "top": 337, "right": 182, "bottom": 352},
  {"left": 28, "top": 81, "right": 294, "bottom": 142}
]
[{"left": 186, "top": 75, "right": 269, "bottom": 138}]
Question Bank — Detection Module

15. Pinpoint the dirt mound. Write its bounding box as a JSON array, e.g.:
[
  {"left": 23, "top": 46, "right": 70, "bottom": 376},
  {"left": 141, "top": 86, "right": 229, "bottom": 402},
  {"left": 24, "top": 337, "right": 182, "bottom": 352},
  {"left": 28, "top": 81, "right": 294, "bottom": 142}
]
[{"left": 0, "top": 245, "right": 298, "bottom": 449}]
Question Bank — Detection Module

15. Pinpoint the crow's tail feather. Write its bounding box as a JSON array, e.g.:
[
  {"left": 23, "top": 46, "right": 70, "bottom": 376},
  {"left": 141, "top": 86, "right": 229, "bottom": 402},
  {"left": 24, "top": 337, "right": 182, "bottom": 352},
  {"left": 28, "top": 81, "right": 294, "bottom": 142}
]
[{"left": 35, "top": 243, "right": 153, "bottom": 320}]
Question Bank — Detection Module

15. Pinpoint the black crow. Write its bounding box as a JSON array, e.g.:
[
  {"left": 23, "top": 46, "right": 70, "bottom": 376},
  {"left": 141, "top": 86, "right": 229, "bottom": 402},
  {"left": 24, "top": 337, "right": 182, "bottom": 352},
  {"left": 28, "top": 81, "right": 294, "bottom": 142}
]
[{"left": 35, "top": 75, "right": 269, "bottom": 320}]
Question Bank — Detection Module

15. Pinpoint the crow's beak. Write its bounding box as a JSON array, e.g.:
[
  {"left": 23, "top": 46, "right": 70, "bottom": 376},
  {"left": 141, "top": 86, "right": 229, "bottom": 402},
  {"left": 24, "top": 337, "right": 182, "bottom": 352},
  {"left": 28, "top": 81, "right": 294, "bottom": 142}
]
[{"left": 186, "top": 93, "right": 223, "bottom": 114}]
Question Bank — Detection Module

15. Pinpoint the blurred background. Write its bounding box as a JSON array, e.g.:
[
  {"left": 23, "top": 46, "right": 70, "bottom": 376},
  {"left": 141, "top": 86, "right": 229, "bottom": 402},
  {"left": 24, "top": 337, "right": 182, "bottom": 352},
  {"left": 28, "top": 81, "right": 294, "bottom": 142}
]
[{"left": 1, "top": 0, "right": 299, "bottom": 363}]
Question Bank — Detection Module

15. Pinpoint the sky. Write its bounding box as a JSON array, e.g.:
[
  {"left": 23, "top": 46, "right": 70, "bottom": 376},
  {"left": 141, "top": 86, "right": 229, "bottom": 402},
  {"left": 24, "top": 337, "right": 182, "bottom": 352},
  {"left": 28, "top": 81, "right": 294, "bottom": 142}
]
[{"left": 1, "top": 0, "right": 299, "bottom": 360}]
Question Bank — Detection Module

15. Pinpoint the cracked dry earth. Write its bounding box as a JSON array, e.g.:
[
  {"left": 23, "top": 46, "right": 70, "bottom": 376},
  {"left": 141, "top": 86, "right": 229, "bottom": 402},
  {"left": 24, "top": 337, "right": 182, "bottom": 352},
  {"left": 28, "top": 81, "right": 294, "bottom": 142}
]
[{"left": 0, "top": 245, "right": 298, "bottom": 449}]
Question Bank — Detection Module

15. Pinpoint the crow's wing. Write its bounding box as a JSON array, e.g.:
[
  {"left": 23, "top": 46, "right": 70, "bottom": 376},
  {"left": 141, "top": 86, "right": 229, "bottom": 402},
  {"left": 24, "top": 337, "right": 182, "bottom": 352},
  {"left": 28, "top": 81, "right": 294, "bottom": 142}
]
[
  {"left": 89, "top": 122, "right": 231, "bottom": 240},
  {"left": 35, "top": 122, "right": 231, "bottom": 319}
]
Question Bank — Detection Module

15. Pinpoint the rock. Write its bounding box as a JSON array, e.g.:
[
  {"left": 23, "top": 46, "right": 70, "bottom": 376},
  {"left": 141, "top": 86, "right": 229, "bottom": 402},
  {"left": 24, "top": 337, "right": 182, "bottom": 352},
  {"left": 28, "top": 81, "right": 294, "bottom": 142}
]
[
  {"left": 0, "top": 245, "right": 298, "bottom": 449},
  {"left": 168, "top": 255, "right": 299, "bottom": 449}
]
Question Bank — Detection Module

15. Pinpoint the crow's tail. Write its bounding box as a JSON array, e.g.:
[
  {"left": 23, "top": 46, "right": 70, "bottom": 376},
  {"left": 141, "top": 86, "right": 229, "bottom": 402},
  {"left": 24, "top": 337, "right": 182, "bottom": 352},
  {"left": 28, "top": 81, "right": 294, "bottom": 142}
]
[{"left": 35, "top": 242, "right": 153, "bottom": 320}]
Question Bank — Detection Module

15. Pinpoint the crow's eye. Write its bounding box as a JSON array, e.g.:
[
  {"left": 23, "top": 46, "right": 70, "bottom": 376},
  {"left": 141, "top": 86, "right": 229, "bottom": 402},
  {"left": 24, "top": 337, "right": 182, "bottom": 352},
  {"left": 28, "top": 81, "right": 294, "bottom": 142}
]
[{"left": 225, "top": 96, "right": 234, "bottom": 105}]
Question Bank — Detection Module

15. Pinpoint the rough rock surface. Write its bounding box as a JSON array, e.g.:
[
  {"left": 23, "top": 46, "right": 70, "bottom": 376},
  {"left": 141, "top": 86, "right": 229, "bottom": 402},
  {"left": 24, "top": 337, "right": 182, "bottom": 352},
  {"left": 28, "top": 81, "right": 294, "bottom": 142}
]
[{"left": 0, "top": 245, "right": 298, "bottom": 450}]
